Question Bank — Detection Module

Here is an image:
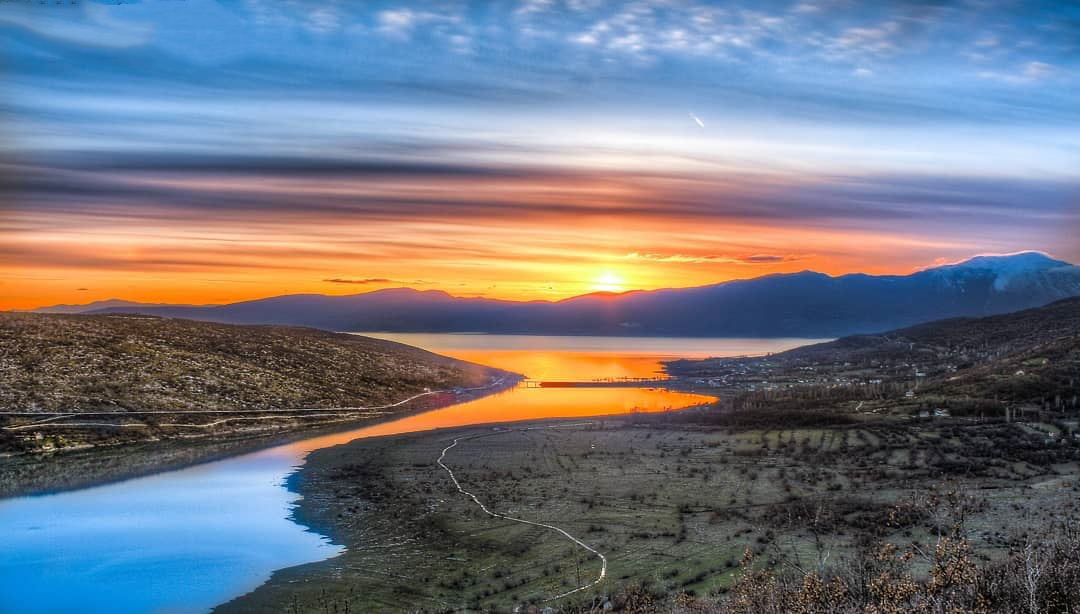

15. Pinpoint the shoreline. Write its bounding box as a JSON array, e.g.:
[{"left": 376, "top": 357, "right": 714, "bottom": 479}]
[
  {"left": 278, "top": 401, "right": 716, "bottom": 554},
  {"left": 216, "top": 402, "right": 1080, "bottom": 613},
  {"left": 215, "top": 404, "right": 716, "bottom": 613},
  {"left": 0, "top": 376, "right": 522, "bottom": 499}
]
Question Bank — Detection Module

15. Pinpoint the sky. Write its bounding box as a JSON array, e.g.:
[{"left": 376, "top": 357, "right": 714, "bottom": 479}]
[{"left": 1, "top": 0, "right": 1078, "bottom": 309}]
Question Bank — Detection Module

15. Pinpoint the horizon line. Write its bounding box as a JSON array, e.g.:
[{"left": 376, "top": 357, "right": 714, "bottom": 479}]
[{"left": 16, "top": 249, "right": 1069, "bottom": 312}]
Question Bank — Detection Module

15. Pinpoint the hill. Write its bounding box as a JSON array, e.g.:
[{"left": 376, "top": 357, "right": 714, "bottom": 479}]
[
  {"left": 666, "top": 297, "right": 1080, "bottom": 415},
  {"left": 764, "top": 295, "right": 1080, "bottom": 367},
  {"left": 77, "top": 252, "right": 1080, "bottom": 337},
  {"left": 0, "top": 312, "right": 506, "bottom": 414},
  {"left": 0, "top": 312, "right": 513, "bottom": 467},
  {"left": 19, "top": 299, "right": 218, "bottom": 314}
]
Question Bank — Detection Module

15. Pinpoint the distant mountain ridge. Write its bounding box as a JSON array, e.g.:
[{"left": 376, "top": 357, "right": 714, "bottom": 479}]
[
  {"left": 22, "top": 299, "right": 220, "bottom": 314},
  {"left": 62, "top": 251, "right": 1080, "bottom": 337}
]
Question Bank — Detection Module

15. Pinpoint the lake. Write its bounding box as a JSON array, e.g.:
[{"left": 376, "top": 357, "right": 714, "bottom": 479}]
[
  {"left": 0, "top": 335, "right": 818, "bottom": 613},
  {"left": 358, "top": 333, "right": 815, "bottom": 381}
]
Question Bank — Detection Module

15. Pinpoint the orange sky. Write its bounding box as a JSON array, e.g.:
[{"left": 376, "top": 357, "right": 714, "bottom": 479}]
[
  {"left": 4, "top": 0, "right": 1078, "bottom": 312},
  {"left": 4, "top": 166, "right": 1060, "bottom": 311}
]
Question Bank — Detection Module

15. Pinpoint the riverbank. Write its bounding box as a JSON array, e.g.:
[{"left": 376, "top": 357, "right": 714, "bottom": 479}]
[
  {"left": 217, "top": 410, "right": 1080, "bottom": 613},
  {"left": 0, "top": 377, "right": 519, "bottom": 498},
  {"left": 0, "top": 312, "right": 515, "bottom": 464}
]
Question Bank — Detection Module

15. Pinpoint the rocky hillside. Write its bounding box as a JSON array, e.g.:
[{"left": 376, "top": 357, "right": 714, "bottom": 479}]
[
  {"left": 665, "top": 298, "right": 1080, "bottom": 413},
  {"left": 670, "top": 297, "right": 1080, "bottom": 374},
  {"left": 773, "top": 296, "right": 1080, "bottom": 367},
  {"left": 0, "top": 312, "right": 507, "bottom": 413}
]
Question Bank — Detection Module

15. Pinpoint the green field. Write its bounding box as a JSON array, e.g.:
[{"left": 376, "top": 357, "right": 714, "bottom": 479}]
[{"left": 218, "top": 415, "right": 1080, "bottom": 613}]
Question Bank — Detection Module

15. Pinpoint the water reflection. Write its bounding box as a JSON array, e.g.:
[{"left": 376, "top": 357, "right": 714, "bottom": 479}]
[
  {"left": 357, "top": 333, "right": 820, "bottom": 380},
  {"left": 0, "top": 334, "right": 814, "bottom": 613},
  {"left": 282, "top": 386, "right": 710, "bottom": 455}
]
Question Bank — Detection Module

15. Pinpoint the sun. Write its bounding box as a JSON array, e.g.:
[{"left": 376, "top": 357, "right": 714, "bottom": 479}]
[{"left": 589, "top": 271, "right": 626, "bottom": 293}]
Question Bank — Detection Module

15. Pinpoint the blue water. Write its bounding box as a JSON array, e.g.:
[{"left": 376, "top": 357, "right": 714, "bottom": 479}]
[
  {"left": 0, "top": 445, "right": 339, "bottom": 613},
  {"left": 0, "top": 335, "right": 815, "bottom": 613}
]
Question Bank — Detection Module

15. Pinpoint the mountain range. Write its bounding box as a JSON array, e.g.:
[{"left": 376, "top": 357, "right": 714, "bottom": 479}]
[
  {"left": 39, "top": 252, "right": 1080, "bottom": 338},
  {"left": 20, "top": 299, "right": 221, "bottom": 314}
]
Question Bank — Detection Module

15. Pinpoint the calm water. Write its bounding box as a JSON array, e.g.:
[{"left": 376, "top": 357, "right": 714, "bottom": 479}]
[
  {"left": 358, "top": 333, "right": 818, "bottom": 380},
  {"left": 0, "top": 335, "right": 816, "bottom": 613}
]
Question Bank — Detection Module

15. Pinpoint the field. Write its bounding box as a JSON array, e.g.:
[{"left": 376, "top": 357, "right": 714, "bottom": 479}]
[{"left": 219, "top": 413, "right": 1080, "bottom": 613}]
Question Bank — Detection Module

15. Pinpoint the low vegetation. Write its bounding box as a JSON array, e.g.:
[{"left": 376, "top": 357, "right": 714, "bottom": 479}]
[
  {"left": 218, "top": 299, "right": 1080, "bottom": 613},
  {"left": 218, "top": 413, "right": 1080, "bottom": 613},
  {"left": 0, "top": 312, "right": 512, "bottom": 494},
  {"left": 8, "top": 298, "right": 1080, "bottom": 610},
  {"left": 1, "top": 312, "right": 501, "bottom": 415}
]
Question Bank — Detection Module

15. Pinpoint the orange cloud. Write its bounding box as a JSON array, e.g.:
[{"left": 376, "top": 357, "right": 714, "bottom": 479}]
[{"left": 2, "top": 158, "right": 1075, "bottom": 310}]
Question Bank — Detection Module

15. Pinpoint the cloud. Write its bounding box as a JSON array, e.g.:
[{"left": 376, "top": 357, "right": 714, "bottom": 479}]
[
  {"left": 0, "top": 241, "right": 320, "bottom": 273},
  {"left": 741, "top": 254, "right": 794, "bottom": 263},
  {"left": 376, "top": 8, "right": 419, "bottom": 38},
  {"left": 565, "top": 4, "right": 789, "bottom": 62},
  {"left": 306, "top": 6, "right": 343, "bottom": 34},
  {"left": 978, "top": 61, "right": 1055, "bottom": 84},
  {"left": 515, "top": 0, "right": 556, "bottom": 18},
  {"left": 375, "top": 8, "right": 459, "bottom": 40},
  {"left": 822, "top": 21, "right": 902, "bottom": 60},
  {"left": 1022, "top": 61, "right": 1054, "bottom": 80},
  {"left": 323, "top": 278, "right": 394, "bottom": 284},
  {"left": 622, "top": 252, "right": 806, "bottom": 265},
  {"left": 0, "top": 3, "right": 153, "bottom": 49},
  {"left": 13, "top": 152, "right": 1078, "bottom": 233}
]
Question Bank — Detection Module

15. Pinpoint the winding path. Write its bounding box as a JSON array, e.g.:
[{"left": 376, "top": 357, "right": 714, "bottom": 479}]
[{"left": 436, "top": 424, "right": 607, "bottom": 602}]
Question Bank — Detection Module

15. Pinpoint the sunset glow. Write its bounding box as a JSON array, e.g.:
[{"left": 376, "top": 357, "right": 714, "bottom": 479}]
[
  {"left": 590, "top": 272, "right": 627, "bottom": 294},
  {"left": 1, "top": 1, "right": 1077, "bottom": 310}
]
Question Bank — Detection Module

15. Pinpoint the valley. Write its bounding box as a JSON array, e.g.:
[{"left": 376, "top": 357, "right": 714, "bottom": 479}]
[
  {"left": 3, "top": 296, "right": 1079, "bottom": 612},
  {"left": 222, "top": 298, "right": 1080, "bottom": 612}
]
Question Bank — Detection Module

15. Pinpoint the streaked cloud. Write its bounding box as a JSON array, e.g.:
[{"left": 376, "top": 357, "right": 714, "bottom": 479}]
[
  {"left": 979, "top": 60, "right": 1057, "bottom": 84},
  {"left": 323, "top": 278, "right": 394, "bottom": 284},
  {"left": 0, "top": 2, "right": 153, "bottom": 48},
  {"left": 377, "top": 8, "right": 440, "bottom": 39},
  {"left": 1, "top": 0, "right": 1077, "bottom": 310},
  {"left": 621, "top": 252, "right": 806, "bottom": 265}
]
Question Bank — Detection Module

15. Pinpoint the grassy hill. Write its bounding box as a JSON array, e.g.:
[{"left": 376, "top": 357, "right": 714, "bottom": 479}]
[
  {"left": 672, "top": 297, "right": 1080, "bottom": 372},
  {"left": 666, "top": 298, "right": 1080, "bottom": 414},
  {"left": 0, "top": 312, "right": 514, "bottom": 477},
  {"left": 0, "top": 312, "right": 506, "bottom": 413},
  {"left": 780, "top": 296, "right": 1080, "bottom": 366}
]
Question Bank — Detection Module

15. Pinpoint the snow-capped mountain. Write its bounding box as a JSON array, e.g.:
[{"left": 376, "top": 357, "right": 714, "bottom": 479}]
[{"left": 918, "top": 252, "right": 1080, "bottom": 308}]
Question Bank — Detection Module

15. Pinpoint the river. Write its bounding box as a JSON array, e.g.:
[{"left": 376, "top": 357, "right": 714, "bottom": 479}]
[{"left": 0, "top": 334, "right": 819, "bottom": 613}]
